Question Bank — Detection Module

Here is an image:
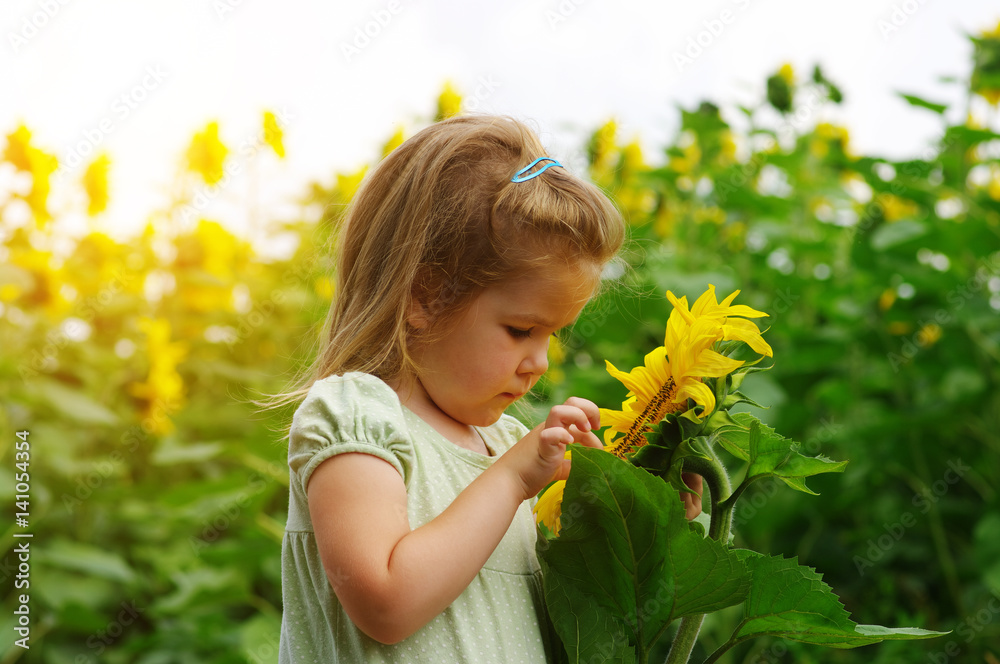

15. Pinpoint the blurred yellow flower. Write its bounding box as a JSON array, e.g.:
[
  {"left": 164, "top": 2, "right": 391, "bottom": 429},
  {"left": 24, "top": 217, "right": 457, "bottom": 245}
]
[
  {"left": 620, "top": 139, "right": 645, "bottom": 177},
  {"left": 174, "top": 220, "right": 250, "bottom": 313},
  {"left": 436, "top": 82, "right": 463, "bottom": 121},
  {"left": 314, "top": 276, "right": 334, "bottom": 300},
  {"left": 880, "top": 193, "right": 919, "bottom": 222},
  {"left": 3, "top": 124, "right": 34, "bottom": 170},
  {"left": 670, "top": 139, "right": 701, "bottom": 175},
  {"left": 917, "top": 323, "right": 942, "bottom": 347},
  {"left": 989, "top": 171, "right": 1000, "bottom": 202},
  {"left": 8, "top": 244, "right": 70, "bottom": 317},
  {"left": 336, "top": 165, "right": 369, "bottom": 203},
  {"left": 130, "top": 317, "right": 187, "bottom": 435},
  {"left": 64, "top": 232, "right": 135, "bottom": 299},
  {"left": 186, "top": 121, "right": 229, "bottom": 185},
  {"left": 719, "top": 130, "right": 738, "bottom": 165},
  {"left": 878, "top": 288, "right": 896, "bottom": 312},
  {"left": 25, "top": 150, "right": 58, "bottom": 224},
  {"left": 586, "top": 119, "right": 617, "bottom": 180},
  {"left": 654, "top": 202, "right": 675, "bottom": 238},
  {"left": 0, "top": 284, "right": 22, "bottom": 302},
  {"left": 545, "top": 334, "right": 567, "bottom": 386},
  {"left": 778, "top": 62, "right": 795, "bottom": 86},
  {"left": 972, "top": 20, "right": 1000, "bottom": 106},
  {"left": 263, "top": 111, "right": 285, "bottom": 159},
  {"left": 381, "top": 126, "right": 405, "bottom": 157},
  {"left": 82, "top": 154, "right": 111, "bottom": 216},
  {"left": 888, "top": 321, "right": 912, "bottom": 335},
  {"left": 695, "top": 206, "right": 726, "bottom": 225},
  {"left": 810, "top": 123, "right": 850, "bottom": 159},
  {"left": 4, "top": 125, "right": 60, "bottom": 223}
]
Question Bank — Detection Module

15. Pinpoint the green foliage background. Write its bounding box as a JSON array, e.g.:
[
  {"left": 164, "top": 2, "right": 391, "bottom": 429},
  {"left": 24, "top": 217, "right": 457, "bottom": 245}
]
[{"left": 3, "top": 37, "right": 1000, "bottom": 663}]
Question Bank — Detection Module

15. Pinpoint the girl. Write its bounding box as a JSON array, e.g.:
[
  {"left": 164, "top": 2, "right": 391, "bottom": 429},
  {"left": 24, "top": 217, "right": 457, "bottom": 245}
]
[{"left": 279, "top": 115, "right": 655, "bottom": 662}]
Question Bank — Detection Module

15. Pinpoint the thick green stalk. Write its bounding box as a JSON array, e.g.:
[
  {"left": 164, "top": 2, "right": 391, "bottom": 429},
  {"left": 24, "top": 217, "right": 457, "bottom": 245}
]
[
  {"left": 665, "top": 615, "right": 705, "bottom": 664},
  {"left": 663, "top": 453, "right": 734, "bottom": 664}
]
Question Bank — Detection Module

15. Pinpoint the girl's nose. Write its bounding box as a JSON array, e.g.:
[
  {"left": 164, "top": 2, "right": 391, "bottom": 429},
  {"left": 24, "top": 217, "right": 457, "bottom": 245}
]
[{"left": 519, "top": 340, "right": 549, "bottom": 376}]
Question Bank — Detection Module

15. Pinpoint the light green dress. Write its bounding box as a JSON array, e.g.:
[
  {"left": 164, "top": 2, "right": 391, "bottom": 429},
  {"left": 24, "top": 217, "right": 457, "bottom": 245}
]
[{"left": 279, "top": 372, "right": 554, "bottom": 663}]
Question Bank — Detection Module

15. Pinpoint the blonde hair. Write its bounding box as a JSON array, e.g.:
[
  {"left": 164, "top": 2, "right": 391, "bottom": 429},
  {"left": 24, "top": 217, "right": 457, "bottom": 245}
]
[{"left": 289, "top": 115, "right": 624, "bottom": 402}]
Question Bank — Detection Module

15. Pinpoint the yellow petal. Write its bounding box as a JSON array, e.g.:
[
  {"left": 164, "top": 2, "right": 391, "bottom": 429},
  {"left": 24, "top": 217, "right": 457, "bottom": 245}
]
[
  {"left": 533, "top": 481, "right": 566, "bottom": 537},
  {"left": 720, "top": 318, "right": 773, "bottom": 357},
  {"left": 687, "top": 348, "right": 745, "bottom": 377},
  {"left": 675, "top": 379, "right": 716, "bottom": 416}
]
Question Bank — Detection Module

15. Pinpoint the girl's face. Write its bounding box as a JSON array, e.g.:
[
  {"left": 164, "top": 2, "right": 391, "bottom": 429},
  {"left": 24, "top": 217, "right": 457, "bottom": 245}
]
[{"left": 405, "top": 261, "right": 600, "bottom": 430}]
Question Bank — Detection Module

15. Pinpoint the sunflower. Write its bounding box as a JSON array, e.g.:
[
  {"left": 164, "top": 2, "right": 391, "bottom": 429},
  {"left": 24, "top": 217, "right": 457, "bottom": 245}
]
[{"left": 602, "top": 285, "right": 772, "bottom": 459}]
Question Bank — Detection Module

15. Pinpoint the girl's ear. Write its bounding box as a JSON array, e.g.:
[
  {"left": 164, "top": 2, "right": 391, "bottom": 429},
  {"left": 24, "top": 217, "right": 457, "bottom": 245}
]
[
  {"left": 408, "top": 268, "right": 436, "bottom": 330},
  {"left": 407, "top": 297, "right": 430, "bottom": 330},
  {"left": 407, "top": 273, "right": 432, "bottom": 330}
]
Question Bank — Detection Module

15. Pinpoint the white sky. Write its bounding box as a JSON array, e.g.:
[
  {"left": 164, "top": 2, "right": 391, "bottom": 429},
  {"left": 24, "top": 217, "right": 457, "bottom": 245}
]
[{"left": 2, "top": 0, "right": 998, "bottom": 246}]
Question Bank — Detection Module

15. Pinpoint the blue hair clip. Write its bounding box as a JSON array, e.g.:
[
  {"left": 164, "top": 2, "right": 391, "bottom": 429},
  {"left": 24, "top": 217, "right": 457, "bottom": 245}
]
[{"left": 511, "top": 157, "right": 563, "bottom": 182}]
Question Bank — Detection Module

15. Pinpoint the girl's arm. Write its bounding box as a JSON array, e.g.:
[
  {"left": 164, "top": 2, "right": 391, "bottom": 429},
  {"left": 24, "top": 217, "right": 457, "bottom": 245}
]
[{"left": 307, "top": 400, "right": 601, "bottom": 644}]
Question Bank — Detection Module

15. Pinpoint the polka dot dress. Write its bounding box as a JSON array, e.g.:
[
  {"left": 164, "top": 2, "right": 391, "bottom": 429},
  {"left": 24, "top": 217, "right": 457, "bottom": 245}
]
[{"left": 279, "top": 373, "right": 553, "bottom": 663}]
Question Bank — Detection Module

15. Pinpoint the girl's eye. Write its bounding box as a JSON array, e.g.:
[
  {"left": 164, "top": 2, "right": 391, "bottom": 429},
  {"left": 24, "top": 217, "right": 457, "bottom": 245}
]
[{"left": 507, "top": 326, "right": 533, "bottom": 339}]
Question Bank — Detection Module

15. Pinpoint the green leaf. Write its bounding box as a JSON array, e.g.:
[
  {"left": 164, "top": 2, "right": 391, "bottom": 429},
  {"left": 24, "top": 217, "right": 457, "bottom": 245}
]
[
  {"left": 870, "top": 219, "right": 928, "bottom": 250},
  {"left": 707, "top": 551, "right": 949, "bottom": 657},
  {"left": 724, "top": 414, "right": 847, "bottom": 494},
  {"left": 152, "top": 437, "right": 225, "bottom": 465},
  {"left": 538, "top": 446, "right": 750, "bottom": 663},
  {"left": 720, "top": 390, "right": 767, "bottom": 411},
  {"left": 898, "top": 92, "right": 948, "bottom": 114},
  {"left": 35, "top": 538, "right": 136, "bottom": 584},
  {"left": 29, "top": 378, "right": 119, "bottom": 426}
]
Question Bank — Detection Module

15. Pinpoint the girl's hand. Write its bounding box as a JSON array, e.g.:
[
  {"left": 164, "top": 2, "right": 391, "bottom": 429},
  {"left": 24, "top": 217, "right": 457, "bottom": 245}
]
[
  {"left": 680, "top": 472, "right": 703, "bottom": 520},
  {"left": 501, "top": 397, "right": 603, "bottom": 500}
]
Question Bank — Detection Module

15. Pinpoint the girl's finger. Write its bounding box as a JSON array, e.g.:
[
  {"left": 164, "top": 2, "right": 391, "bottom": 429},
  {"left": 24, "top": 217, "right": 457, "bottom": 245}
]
[
  {"left": 545, "top": 405, "right": 592, "bottom": 434},
  {"left": 562, "top": 397, "right": 601, "bottom": 430},
  {"left": 566, "top": 425, "right": 603, "bottom": 449},
  {"left": 539, "top": 426, "right": 573, "bottom": 451}
]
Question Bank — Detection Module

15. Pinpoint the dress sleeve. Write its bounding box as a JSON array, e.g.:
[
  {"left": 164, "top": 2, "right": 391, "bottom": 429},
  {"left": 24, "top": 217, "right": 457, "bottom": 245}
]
[{"left": 288, "top": 372, "right": 414, "bottom": 499}]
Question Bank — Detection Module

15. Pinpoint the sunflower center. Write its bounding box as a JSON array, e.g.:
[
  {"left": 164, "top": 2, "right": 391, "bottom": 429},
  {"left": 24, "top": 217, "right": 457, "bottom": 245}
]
[{"left": 612, "top": 377, "right": 681, "bottom": 458}]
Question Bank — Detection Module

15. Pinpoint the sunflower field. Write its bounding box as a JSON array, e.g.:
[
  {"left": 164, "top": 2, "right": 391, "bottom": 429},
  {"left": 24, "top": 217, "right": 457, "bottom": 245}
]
[{"left": 2, "top": 25, "right": 1000, "bottom": 664}]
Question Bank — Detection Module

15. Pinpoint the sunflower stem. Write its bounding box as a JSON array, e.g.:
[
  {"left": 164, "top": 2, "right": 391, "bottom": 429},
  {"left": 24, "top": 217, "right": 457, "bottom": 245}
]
[
  {"left": 678, "top": 454, "right": 734, "bottom": 543},
  {"left": 663, "top": 452, "right": 734, "bottom": 664},
  {"left": 665, "top": 615, "right": 706, "bottom": 664}
]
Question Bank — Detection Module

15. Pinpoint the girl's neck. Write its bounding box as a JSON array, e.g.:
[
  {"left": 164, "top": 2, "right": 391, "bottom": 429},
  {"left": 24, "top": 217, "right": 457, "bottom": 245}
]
[{"left": 389, "top": 375, "right": 492, "bottom": 456}]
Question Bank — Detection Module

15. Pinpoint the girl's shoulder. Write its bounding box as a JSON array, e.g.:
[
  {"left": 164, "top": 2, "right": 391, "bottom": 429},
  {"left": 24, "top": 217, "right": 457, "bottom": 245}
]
[{"left": 291, "top": 372, "right": 408, "bottom": 446}]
